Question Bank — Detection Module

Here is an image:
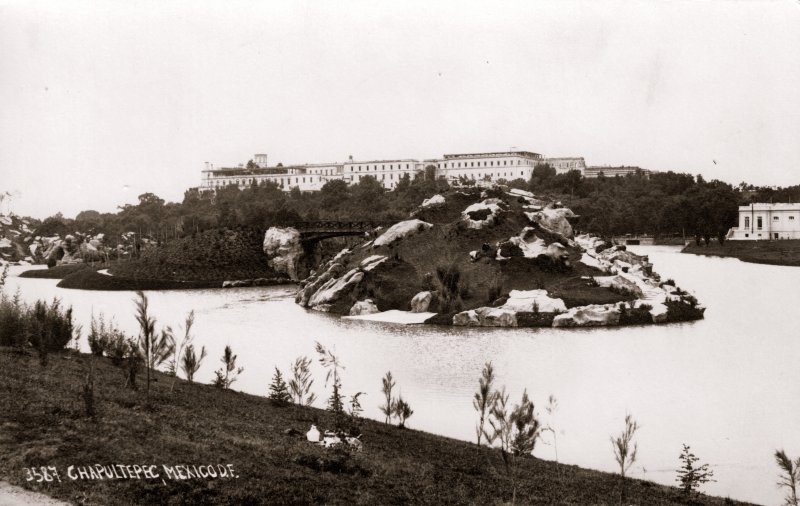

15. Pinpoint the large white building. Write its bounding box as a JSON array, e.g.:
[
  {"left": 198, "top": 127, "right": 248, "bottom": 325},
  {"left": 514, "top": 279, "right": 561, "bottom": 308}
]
[
  {"left": 727, "top": 203, "right": 800, "bottom": 240},
  {"left": 199, "top": 150, "right": 589, "bottom": 192}
]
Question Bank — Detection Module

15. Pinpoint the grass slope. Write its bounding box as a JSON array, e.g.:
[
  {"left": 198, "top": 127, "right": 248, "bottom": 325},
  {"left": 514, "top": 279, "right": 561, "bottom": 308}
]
[
  {"left": 0, "top": 348, "right": 750, "bottom": 505},
  {"left": 683, "top": 240, "right": 800, "bottom": 267}
]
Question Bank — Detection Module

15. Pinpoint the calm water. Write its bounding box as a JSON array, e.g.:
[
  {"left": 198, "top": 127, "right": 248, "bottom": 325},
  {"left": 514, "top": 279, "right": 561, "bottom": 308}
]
[{"left": 4, "top": 246, "right": 799, "bottom": 505}]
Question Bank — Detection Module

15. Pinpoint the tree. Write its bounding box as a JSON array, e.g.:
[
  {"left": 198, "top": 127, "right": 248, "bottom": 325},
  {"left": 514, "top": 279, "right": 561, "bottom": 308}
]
[
  {"left": 473, "top": 361, "right": 498, "bottom": 445},
  {"left": 213, "top": 345, "right": 243, "bottom": 389},
  {"left": 487, "top": 388, "right": 541, "bottom": 504},
  {"left": 380, "top": 371, "right": 396, "bottom": 424},
  {"left": 611, "top": 414, "right": 640, "bottom": 503},
  {"left": 288, "top": 355, "right": 316, "bottom": 406},
  {"left": 775, "top": 449, "right": 800, "bottom": 506},
  {"left": 542, "top": 395, "right": 560, "bottom": 473},
  {"left": 315, "top": 342, "right": 346, "bottom": 429},
  {"left": 268, "top": 367, "right": 291, "bottom": 405},
  {"left": 169, "top": 310, "right": 195, "bottom": 391},
  {"left": 393, "top": 396, "right": 414, "bottom": 428},
  {"left": 676, "top": 444, "right": 715, "bottom": 496},
  {"left": 133, "top": 291, "right": 174, "bottom": 403},
  {"left": 181, "top": 344, "right": 206, "bottom": 383}
]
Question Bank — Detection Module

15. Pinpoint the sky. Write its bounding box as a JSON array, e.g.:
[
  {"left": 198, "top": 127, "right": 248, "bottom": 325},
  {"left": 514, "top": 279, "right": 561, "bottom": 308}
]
[{"left": 1, "top": 0, "right": 799, "bottom": 219}]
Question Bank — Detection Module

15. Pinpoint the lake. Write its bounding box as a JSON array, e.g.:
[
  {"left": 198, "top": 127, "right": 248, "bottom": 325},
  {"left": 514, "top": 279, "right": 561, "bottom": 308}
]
[{"left": 3, "top": 245, "right": 798, "bottom": 505}]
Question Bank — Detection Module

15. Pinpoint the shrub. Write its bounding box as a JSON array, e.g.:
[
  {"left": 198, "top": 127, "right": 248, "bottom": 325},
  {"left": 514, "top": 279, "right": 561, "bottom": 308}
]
[
  {"left": 380, "top": 371, "right": 396, "bottom": 424},
  {"left": 181, "top": 344, "right": 207, "bottom": 383},
  {"left": 0, "top": 290, "right": 27, "bottom": 348},
  {"left": 676, "top": 444, "right": 715, "bottom": 496},
  {"left": 268, "top": 367, "right": 291, "bottom": 406},
  {"left": 27, "top": 299, "right": 74, "bottom": 357},
  {"left": 473, "top": 362, "right": 498, "bottom": 445},
  {"left": 88, "top": 313, "right": 126, "bottom": 357},
  {"left": 774, "top": 449, "right": 800, "bottom": 506},
  {"left": 393, "top": 396, "right": 414, "bottom": 428},
  {"left": 213, "top": 345, "right": 243, "bottom": 389},
  {"left": 288, "top": 356, "right": 316, "bottom": 406}
]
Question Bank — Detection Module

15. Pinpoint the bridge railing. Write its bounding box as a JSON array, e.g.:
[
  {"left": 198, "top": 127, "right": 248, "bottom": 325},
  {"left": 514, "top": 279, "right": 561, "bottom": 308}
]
[{"left": 290, "top": 221, "right": 396, "bottom": 232}]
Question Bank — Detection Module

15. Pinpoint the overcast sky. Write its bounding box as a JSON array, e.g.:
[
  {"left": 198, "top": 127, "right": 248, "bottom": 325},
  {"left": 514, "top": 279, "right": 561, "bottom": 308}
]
[{"left": 1, "top": 0, "right": 798, "bottom": 218}]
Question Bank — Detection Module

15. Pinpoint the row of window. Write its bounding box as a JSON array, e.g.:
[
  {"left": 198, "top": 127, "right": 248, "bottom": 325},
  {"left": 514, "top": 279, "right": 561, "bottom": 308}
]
[
  {"left": 348, "top": 163, "right": 413, "bottom": 172},
  {"left": 744, "top": 215, "right": 797, "bottom": 230},
  {"left": 438, "top": 159, "right": 532, "bottom": 169}
]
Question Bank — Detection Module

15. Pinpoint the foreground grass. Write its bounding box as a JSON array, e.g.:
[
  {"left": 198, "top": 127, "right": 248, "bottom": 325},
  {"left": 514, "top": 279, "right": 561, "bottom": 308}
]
[
  {"left": 683, "top": 239, "right": 800, "bottom": 267},
  {"left": 0, "top": 348, "right": 750, "bottom": 506}
]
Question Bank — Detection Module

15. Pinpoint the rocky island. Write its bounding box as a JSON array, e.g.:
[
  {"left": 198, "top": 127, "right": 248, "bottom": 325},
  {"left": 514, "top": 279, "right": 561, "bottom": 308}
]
[{"left": 271, "top": 186, "right": 704, "bottom": 328}]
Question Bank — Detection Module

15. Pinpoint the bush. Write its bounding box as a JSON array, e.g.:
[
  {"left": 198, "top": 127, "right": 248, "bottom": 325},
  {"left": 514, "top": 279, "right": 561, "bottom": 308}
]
[
  {"left": 0, "top": 290, "right": 28, "bottom": 348},
  {"left": 88, "top": 313, "right": 125, "bottom": 357},
  {"left": 27, "top": 299, "right": 74, "bottom": 352}
]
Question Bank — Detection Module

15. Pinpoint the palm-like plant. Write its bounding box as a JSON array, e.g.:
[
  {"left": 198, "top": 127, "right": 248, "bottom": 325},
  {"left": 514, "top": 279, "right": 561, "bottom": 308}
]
[
  {"left": 134, "top": 291, "right": 174, "bottom": 402},
  {"left": 775, "top": 449, "right": 800, "bottom": 506},
  {"left": 473, "top": 361, "right": 498, "bottom": 445},
  {"left": 380, "top": 371, "right": 396, "bottom": 424},
  {"left": 288, "top": 355, "right": 316, "bottom": 406},
  {"left": 181, "top": 343, "right": 207, "bottom": 383}
]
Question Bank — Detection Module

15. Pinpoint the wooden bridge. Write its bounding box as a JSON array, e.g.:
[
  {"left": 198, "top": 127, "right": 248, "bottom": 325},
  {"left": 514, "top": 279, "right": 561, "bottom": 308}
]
[{"left": 290, "top": 221, "right": 394, "bottom": 242}]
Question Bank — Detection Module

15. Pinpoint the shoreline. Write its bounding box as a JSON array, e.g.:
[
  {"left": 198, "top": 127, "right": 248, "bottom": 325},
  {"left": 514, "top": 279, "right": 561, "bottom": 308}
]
[{"left": 682, "top": 240, "right": 800, "bottom": 267}]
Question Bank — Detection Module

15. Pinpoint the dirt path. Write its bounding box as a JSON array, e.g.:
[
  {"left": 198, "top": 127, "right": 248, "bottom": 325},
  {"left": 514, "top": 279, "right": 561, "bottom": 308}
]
[{"left": 0, "top": 481, "right": 69, "bottom": 506}]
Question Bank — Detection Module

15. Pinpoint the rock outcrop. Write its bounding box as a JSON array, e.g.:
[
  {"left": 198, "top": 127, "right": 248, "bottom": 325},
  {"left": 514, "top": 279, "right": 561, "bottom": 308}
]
[
  {"left": 410, "top": 291, "right": 433, "bottom": 313},
  {"left": 263, "top": 227, "right": 304, "bottom": 281},
  {"left": 526, "top": 207, "right": 576, "bottom": 238},
  {"left": 349, "top": 299, "right": 380, "bottom": 316},
  {"left": 461, "top": 199, "right": 504, "bottom": 229},
  {"left": 373, "top": 220, "right": 432, "bottom": 247},
  {"left": 552, "top": 303, "right": 622, "bottom": 327}
]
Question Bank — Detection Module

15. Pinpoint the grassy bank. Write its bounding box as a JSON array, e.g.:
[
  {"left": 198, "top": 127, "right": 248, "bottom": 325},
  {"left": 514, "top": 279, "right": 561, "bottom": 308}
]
[
  {"left": 682, "top": 240, "right": 800, "bottom": 267},
  {"left": 55, "top": 269, "right": 221, "bottom": 291},
  {"left": 18, "top": 264, "right": 95, "bottom": 279},
  {"left": 0, "top": 348, "right": 750, "bottom": 505}
]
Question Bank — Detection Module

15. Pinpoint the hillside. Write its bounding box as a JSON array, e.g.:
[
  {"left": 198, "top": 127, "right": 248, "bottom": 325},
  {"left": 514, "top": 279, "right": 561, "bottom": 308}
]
[
  {"left": 0, "top": 347, "right": 752, "bottom": 506},
  {"left": 294, "top": 186, "right": 705, "bottom": 328}
]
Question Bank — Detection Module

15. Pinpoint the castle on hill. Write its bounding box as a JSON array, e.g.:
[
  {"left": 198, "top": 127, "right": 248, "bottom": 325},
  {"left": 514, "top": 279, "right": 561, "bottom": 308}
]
[{"left": 197, "top": 150, "right": 650, "bottom": 193}]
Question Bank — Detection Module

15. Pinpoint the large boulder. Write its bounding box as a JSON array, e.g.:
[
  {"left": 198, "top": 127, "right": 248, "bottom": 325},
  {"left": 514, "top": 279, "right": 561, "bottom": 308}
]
[
  {"left": 526, "top": 207, "right": 576, "bottom": 238},
  {"left": 502, "top": 289, "right": 567, "bottom": 313},
  {"left": 410, "top": 291, "right": 433, "bottom": 313},
  {"left": 374, "top": 220, "right": 433, "bottom": 247},
  {"left": 593, "top": 275, "right": 644, "bottom": 298},
  {"left": 349, "top": 299, "right": 379, "bottom": 316},
  {"left": 461, "top": 199, "right": 504, "bottom": 229},
  {"left": 263, "top": 227, "right": 303, "bottom": 281},
  {"left": 307, "top": 268, "right": 364, "bottom": 310},
  {"left": 552, "top": 303, "right": 621, "bottom": 327},
  {"left": 453, "top": 307, "right": 518, "bottom": 327},
  {"left": 419, "top": 194, "right": 445, "bottom": 209}
]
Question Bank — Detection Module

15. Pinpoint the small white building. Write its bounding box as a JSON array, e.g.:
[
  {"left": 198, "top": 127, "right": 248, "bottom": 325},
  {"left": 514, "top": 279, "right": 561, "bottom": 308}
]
[{"left": 727, "top": 203, "right": 800, "bottom": 240}]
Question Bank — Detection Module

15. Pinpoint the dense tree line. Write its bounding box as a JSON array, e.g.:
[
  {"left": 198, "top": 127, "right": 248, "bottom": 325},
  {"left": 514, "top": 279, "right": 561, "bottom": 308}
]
[
  {"left": 521, "top": 165, "right": 800, "bottom": 243},
  {"left": 28, "top": 164, "right": 800, "bottom": 245}
]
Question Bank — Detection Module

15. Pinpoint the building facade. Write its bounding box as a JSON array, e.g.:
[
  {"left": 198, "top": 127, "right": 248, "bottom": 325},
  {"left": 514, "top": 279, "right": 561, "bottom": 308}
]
[
  {"left": 544, "top": 157, "right": 586, "bottom": 175},
  {"left": 199, "top": 150, "right": 597, "bottom": 193},
  {"left": 727, "top": 203, "right": 800, "bottom": 240},
  {"left": 584, "top": 166, "right": 651, "bottom": 178}
]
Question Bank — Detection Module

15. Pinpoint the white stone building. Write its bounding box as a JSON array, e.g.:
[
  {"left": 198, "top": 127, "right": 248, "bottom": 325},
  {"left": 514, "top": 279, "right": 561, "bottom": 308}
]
[
  {"left": 343, "top": 158, "right": 425, "bottom": 189},
  {"left": 199, "top": 149, "right": 593, "bottom": 193},
  {"left": 727, "top": 203, "right": 800, "bottom": 240},
  {"left": 544, "top": 157, "right": 586, "bottom": 175},
  {"left": 436, "top": 151, "right": 543, "bottom": 183}
]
